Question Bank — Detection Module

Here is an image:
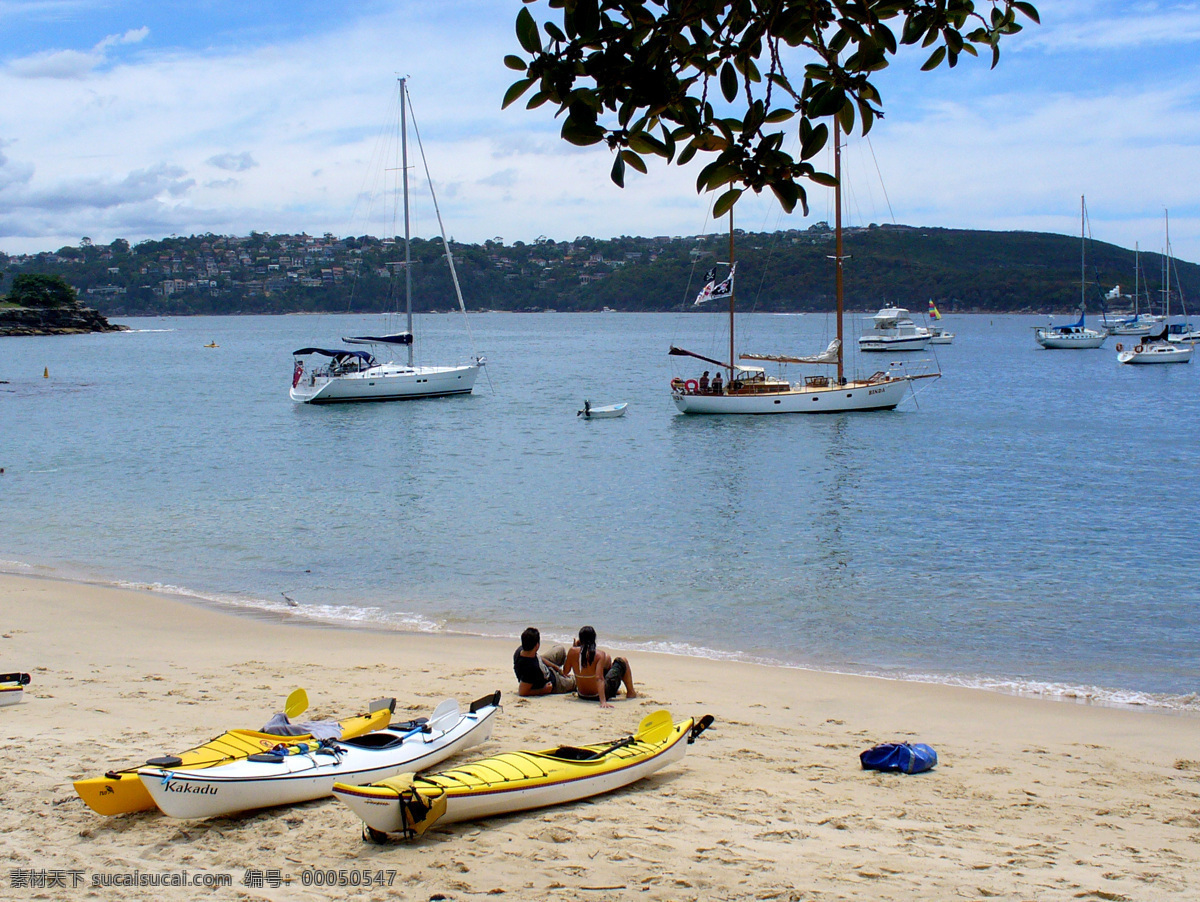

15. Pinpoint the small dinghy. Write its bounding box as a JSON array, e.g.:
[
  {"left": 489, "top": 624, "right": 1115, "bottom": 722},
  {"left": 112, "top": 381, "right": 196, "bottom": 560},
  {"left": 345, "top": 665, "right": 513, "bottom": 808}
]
[
  {"left": 334, "top": 709, "right": 712, "bottom": 839},
  {"left": 577, "top": 400, "right": 627, "bottom": 419},
  {"left": 0, "top": 672, "right": 30, "bottom": 707},
  {"left": 138, "top": 692, "right": 501, "bottom": 819},
  {"left": 74, "top": 696, "right": 395, "bottom": 816}
]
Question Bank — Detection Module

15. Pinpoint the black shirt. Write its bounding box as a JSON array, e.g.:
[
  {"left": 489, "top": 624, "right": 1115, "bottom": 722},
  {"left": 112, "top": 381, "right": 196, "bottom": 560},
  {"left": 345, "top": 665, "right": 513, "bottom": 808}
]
[{"left": 513, "top": 648, "right": 551, "bottom": 690}]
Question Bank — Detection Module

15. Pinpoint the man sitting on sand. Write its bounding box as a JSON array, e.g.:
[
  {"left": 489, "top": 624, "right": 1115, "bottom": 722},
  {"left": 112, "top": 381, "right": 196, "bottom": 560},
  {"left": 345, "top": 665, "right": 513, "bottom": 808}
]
[
  {"left": 563, "top": 625, "right": 636, "bottom": 709},
  {"left": 513, "top": 627, "right": 576, "bottom": 697}
]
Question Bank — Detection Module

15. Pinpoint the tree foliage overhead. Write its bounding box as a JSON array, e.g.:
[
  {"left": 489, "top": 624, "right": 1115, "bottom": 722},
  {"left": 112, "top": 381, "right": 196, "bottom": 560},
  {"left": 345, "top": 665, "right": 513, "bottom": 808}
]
[{"left": 505, "top": 0, "right": 1039, "bottom": 217}]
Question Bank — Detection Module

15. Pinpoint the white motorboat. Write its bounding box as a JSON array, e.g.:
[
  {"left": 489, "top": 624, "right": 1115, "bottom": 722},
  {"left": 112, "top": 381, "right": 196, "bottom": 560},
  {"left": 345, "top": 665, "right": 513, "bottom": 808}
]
[
  {"left": 669, "top": 119, "right": 939, "bottom": 415},
  {"left": 858, "top": 307, "right": 933, "bottom": 351},
  {"left": 1035, "top": 197, "right": 1109, "bottom": 350},
  {"left": 290, "top": 78, "right": 483, "bottom": 404},
  {"left": 1, "top": 672, "right": 30, "bottom": 707},
  {"left": 577, "top": 400, "right": 627, "bottom": 418},
  {"left": 1167, "top": 323, "right": 1200, "bottom": 343},
  {"left": 137, "top": 692, "right": 500, "bottom": 819}
]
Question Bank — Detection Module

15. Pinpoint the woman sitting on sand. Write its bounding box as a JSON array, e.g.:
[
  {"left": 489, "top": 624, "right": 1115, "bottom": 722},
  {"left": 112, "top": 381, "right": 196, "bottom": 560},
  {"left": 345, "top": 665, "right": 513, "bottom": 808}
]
[{"left": 563, "top": 626, "right": 636, "bottom": 709}]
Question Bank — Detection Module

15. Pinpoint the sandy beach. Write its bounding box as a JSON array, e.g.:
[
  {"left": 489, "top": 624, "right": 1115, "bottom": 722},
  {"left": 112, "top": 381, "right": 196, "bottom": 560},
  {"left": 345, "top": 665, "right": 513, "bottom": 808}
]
[{"left": 2, "top": 571, "right": 1199, "bottom": 901}]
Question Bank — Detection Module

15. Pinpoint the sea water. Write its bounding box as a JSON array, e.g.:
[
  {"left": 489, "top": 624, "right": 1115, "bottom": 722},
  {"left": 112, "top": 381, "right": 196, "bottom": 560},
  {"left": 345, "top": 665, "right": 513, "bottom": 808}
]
[{"left": 1, "top": 312, "right": 1197, "bottom": 712}]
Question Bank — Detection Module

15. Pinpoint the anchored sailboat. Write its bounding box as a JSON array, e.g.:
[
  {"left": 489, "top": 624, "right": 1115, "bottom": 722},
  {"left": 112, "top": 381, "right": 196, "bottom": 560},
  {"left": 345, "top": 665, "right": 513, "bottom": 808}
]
[
  {"left": 1033, "top": 196, "right": 1108, "bottom": 349},
  {"left": 290, "top": 78, "right": 483, "bottom": 404},
  {"left": 669, "top": 120, "right": 939, "bottom": 414}
]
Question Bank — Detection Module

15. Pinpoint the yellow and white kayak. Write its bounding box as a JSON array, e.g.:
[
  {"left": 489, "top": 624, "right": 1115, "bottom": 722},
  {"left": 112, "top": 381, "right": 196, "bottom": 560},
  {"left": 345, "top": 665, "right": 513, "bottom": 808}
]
[
  {"left": 0, "top": 672, "right": 31, "bottom": 707},
  {"left": 74, "top": 699, "right": 395, "bottom": 816},
  {"left": 333, "top": 710, "right": 713, "bottom": 838}
]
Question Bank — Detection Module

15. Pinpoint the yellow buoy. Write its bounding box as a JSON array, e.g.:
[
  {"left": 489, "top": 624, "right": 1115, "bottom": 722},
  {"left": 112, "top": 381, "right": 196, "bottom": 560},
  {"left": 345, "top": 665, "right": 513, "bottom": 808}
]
[{"left": 43, "top": 367, "right": 48, "bottom": 378}]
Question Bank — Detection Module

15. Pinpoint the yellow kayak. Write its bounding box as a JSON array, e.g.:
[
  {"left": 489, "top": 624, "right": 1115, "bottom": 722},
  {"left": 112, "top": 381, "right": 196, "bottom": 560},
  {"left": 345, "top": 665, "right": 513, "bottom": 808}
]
[
  {"left": 334, "top": 710, "right": 713, "bottom": 838},
  {"left": 75, "top": 701, "right": 394, "bottom": 815}
]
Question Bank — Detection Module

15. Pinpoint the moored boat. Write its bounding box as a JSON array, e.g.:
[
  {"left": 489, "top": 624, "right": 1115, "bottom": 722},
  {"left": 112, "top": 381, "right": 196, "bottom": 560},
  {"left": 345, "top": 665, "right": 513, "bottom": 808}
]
[
  {"left": 138, "top": 693, "right": 500, "bottom": 819},
  {"left": 858, "top": 307, "right": 933, "bottom": 351},
  {"left": 333, "top": 710, "right": 713, "bottom": 839},
  {"left": 669, "top": 118, "right": 938, "bottom": 415},
  {"left": 1034, "top": 197, "right": 1109, "bottom": 350},
  {"left": 290, "top": 78, "right": 483, "bottom": 404},
  {"left": 74, "top": 699, "right": 395, "bottom": 815},
  {"left": 577, "top": 400, "right": 627, "bottom": 418}
]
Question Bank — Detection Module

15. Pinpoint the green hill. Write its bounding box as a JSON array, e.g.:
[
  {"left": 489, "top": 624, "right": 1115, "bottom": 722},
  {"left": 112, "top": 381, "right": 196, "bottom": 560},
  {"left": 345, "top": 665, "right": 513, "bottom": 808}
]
[{"left": 2, "top": 225, "right": 1195, "bottom": 316}]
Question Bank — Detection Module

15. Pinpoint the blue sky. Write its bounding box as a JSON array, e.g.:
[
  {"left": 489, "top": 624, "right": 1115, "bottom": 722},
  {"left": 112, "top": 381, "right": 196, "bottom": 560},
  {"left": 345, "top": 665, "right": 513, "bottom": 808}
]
[{"left": 2, "top": 1, "right": 1199, "bottom": 262}]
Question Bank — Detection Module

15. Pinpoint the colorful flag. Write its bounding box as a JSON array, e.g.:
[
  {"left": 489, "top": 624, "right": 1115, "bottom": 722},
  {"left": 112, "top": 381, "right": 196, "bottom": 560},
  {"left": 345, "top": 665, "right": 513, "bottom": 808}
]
[
  {"left": 711, "top": 263, "right": 737, "bottom": 299},
  {"left": 927, "top": 299, "right": 941, "bottom": 320},
  {"left": 693, "top": 268, "right": 716, "bottom": 306}
]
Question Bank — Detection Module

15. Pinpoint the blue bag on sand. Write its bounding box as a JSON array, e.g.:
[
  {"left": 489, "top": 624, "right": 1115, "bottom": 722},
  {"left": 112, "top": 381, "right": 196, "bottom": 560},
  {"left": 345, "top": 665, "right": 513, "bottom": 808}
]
[{"left": 859, "top": 742, "right": 938, "bottom": 774}]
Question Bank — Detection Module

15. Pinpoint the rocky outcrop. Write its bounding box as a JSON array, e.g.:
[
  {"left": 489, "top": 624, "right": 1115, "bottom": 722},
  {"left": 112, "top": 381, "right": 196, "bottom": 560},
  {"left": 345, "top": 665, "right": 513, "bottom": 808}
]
[{"left": 0, "top": 303, "right": 128, "bottom": 336}]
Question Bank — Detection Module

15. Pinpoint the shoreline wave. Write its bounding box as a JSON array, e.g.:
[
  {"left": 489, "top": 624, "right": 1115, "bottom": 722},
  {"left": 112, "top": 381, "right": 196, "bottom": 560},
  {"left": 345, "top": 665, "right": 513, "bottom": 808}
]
[{"left": 3, "top": 559, "right": 1196, "bottom": 717}]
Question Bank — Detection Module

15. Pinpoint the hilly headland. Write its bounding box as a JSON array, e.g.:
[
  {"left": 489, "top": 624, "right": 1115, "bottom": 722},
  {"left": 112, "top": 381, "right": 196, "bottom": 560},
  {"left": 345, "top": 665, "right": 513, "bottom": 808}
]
[{"left": 2, "top": 224, "right": 1196, "bottom": 318}]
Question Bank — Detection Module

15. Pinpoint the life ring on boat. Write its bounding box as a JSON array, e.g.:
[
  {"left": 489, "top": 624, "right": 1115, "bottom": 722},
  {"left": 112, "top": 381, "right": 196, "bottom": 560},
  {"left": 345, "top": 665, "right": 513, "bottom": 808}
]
[
  {"left": 683, "top": 379, "right": 699, "bottom": 394},
  {"left": 670, "top": 378, "right": 685, "bottom": 393},
  {"left": 1114, "top": 343, "right": 1123, "bottom": 353},
  {"left": 1134, "top": 344, "right": 1145, "bottom": 354}
]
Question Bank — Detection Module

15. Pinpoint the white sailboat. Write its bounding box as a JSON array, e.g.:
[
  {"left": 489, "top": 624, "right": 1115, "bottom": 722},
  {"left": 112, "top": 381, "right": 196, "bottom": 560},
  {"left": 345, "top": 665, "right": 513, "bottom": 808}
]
[
  {"left": 927, "top": 300, "right": 954, "bottom": 344},
  {"left": 1117, "top": 211, "right": 1194, "bottom": 365},
  {"left": 290, "top": 79, "right": 483, "bottom": 404},
  {"left": 1102, "top": 245, "right": 1163, "bottom": 336},
  {"left": 1034, "top": 196, "right": 1108, "bottom": 349},
  {"left": 669, "top": 120, "right": 939, "bottom": 414}
]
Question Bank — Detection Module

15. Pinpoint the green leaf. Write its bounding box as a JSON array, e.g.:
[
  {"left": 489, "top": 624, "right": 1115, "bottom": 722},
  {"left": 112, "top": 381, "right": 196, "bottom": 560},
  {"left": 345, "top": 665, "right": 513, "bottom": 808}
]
[
  {"left": 561, "top": 117, "right": 606, "bottom": 146},
  {"left": 504, "top": 55, "right": 527, "bottom": 72},
  {"left": 628, "top": 132, "right": 668, "bottom": 157},
  {"left": 720, "top": 61, "right": 738, "bottom": 102},
  {"left": 515, "top": 7, "right": 542, "bottom": 54},
  {"left": 921, "top": 46, "right": 946, "bottom": 71},
  {"left": 712, "top": 187, "right": 743, "bottom": 218},
  {"left": 610, "top": 152, "right": 626, "bottom": 188},
  {"left": 502, "top": 78, "right": 536, "bottom": 110},
  {"left": 799, "top": 121, "right": 828, "bottom": 161},
  {"left": 810, "top": 171, "right": 838, "bottom": 188},
  {"left": 621, "top": 149, "right": 648, "bottom": 174},
  {"left": 1013, "top": 2, "right": 1041, "bottom": 24},
  {"left": 763, "top": 108, "right": 794, "bottom": 125},
  {"left": 769, "top": 180, "right": 800, "bottom": 214}
]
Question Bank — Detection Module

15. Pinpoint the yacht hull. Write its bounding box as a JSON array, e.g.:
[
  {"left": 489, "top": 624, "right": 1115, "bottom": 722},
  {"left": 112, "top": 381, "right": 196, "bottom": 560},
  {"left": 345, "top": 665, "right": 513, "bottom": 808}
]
[
  {"left": 1034, "top": 331, "right": 1107, "bottom": 349},
  {"left": 1117, "top": 343, "right": 1193, "bottom": 365},
  {"left": 672, "top": 377, "right": 911, "bottom": 414},
  {"left": 858, "top": 336, "right": 931, "bottom": 351},
  {"left": 291, "top": 364, "right": 479, "bottom": 404}
]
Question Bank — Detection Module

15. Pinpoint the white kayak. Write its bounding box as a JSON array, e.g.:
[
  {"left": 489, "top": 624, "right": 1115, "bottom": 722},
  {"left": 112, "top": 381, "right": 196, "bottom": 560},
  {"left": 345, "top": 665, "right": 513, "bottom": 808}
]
[
  {"left": 0, "top": 672, "right": 30, "bottom": 707},
  {"left": 578, "top": 401, "right": 627, "bottom": 419},
  {"left": 138, "top": 691, "right": 501, "bottom": 818}
]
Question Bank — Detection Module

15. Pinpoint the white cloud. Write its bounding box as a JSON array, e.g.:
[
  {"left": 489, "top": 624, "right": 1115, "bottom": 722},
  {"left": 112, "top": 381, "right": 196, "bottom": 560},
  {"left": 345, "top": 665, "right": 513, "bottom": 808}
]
[
  {"left": 7, "top": 25, "right": 150, "bottom": 79},
  {"left": 1026, "top": 2, "right": 1200, "bottom": 51},
  {"left": 207, "top": 152, "right": 257, "bottom": 172}
]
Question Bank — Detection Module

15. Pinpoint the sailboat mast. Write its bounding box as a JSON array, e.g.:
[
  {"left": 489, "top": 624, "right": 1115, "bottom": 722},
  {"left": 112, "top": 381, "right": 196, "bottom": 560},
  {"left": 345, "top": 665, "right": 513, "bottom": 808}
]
[
  {"left": 400, "top": 77, "right": 414, "bottom": 367},
  {"left": 1134, "top": 242, "right": 1140, "bottom": 317},
  {"left": 1165, "top": 209, "right": 1171, "bottom": 320},
  {"left": 728, "top": 208, "right": 735, "bottom": 382},
  {"left": 1079, "top": 195, "right": 1085, "bottom": 312},
  {"left": 835, "top": 118, "right": 845, "bottom": 384}
]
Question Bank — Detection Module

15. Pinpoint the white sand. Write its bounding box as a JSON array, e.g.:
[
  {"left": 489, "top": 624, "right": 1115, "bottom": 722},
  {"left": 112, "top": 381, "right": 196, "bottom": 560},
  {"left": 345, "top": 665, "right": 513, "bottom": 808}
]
[{"left": 2, "top": 572, "right": 1199, "bottom": 900}]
